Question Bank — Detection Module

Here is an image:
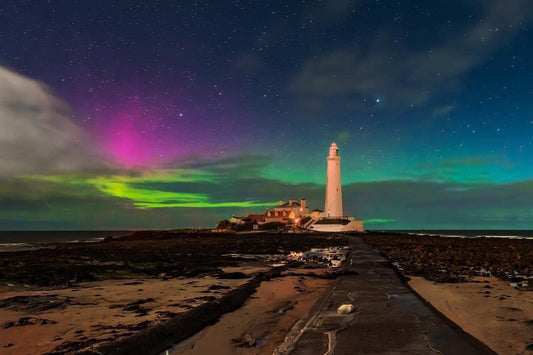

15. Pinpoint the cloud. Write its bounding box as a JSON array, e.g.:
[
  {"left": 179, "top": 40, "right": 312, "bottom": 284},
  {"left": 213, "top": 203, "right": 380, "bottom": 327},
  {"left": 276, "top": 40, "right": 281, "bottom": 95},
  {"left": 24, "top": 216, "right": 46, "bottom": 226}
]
[
  {"left": 411, "top": 155, "right": 515, "bottom": 183},
  {"left": 23, "top": 155, "right": 278, "bottom": 210},
  {"left": 1, "top": 143, "right": 533, "bottom": 230},
  {"left": 3, "top": 173, "right": 533, "bottom": 230},
  {"left": 178, "top": 154, "right": 272, "bottom": 181},
  {"left": 0, "top": 176, "right": 134, "bottom": 230},
  {"left": 344, "top": 179, "right": 533, "bottom": 229},
  {"left": 0, "top": 66, "right": 104, "bottom": 177},
  {"left": 289, "top": 0, "right": 533, "bottom": 108}
]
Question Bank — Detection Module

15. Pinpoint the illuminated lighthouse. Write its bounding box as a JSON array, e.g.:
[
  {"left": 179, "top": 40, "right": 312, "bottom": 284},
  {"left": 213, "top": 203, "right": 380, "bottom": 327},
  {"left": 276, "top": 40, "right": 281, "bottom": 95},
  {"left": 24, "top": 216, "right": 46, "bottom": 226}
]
[
  {"left": 307, "top": 142, "right": 365, "bottom": 232},
  {"left": 325, "top": 143, "right": 343, "bottom": 217}
]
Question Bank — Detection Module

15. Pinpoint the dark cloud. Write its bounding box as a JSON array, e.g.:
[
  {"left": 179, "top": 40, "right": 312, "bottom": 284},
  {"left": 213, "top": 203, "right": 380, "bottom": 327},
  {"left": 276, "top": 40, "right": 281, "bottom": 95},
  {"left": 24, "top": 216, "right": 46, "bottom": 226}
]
[
  {"left": 2, "top": 167, "right": 533, "bottom": 230},
  {"left": 178, "top": 154, "right": 272, "bottom": 181},
  {"left": 0, "top": 177, "right": 132, "bottom": 230},
  {"left": 289, "top": 0, "right": 533, "bottom": 108},
  {"left": 409, "top": 155, "right": 515, "bottom": 182},
  {"left": 0, "top": 66, "right": 106, "bottom": 177},
  {"left": 345, "top": 179, "right": 533, "bottom": 229}
]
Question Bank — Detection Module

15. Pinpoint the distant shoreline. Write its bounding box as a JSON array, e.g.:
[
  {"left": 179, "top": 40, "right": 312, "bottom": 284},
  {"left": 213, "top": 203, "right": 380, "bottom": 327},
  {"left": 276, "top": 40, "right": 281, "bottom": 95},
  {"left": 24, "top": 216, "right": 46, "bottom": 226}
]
[
  {"left": 2, "top": 228, "right": 532, "bottom": 241},
  {"left": 384, "top": 229, "right": 533, "bottom": 239},
  {"left": 0, "top": 230, "right": 134, "bottom": 252},
  {"left": 1, "top": 229, "right": 532, "bottom": 253}
]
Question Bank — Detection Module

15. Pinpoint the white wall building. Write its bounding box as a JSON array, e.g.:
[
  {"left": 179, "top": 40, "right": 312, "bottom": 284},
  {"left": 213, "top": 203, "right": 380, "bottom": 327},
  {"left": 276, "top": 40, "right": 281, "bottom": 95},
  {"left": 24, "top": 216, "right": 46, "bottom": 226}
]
[{"left": 265, "top": 198, "right": 308, "bottom": 224}]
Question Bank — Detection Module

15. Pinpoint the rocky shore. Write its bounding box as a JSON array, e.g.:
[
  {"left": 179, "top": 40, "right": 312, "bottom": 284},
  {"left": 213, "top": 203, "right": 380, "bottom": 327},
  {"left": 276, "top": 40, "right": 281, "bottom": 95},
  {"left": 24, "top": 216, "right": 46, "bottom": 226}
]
[
  {"left": 2, "top": 230, "right": 532, "bottom": 354},
  {"left": 361, "top": 232, "right": 533, "bottom": 284},
  {"left": 0, "top": 231, "right": 348, "bottom": 354},
  {"left": 359, "top": 232, "right": 533, "bottom": 355},
  {"left": 0, "top": 230, "right": 348, "bottom": 287}
]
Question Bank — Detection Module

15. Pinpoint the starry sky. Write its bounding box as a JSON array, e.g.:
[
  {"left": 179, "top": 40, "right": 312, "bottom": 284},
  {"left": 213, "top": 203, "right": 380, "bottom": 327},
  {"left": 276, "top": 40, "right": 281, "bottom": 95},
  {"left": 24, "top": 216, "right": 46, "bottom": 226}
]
[{"left": 0, "top": 0, "right": 532, "bottom": 230}]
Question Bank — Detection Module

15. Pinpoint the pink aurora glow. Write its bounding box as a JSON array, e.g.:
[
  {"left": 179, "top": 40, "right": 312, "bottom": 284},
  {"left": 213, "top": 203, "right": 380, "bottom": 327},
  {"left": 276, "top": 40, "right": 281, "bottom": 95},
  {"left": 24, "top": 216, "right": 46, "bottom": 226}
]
[
  {"left": 89, "top": 95, "right": 242, "bottom": 169},
  {"left": 99, "top": 112, "right": 185, "bottom": 168}
]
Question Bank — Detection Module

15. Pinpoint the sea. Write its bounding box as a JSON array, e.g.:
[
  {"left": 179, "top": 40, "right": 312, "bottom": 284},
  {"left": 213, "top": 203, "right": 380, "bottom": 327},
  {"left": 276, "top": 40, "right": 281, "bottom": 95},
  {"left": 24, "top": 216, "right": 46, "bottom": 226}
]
[
  {"left": 0, "top": 230, "right": 531, "bottom": 253},
  {"left": 387, "top": 230, "right": 533, "bottom": 239},
  {"left": 0, "top": 230, "right": 133, "bottom": 252}
]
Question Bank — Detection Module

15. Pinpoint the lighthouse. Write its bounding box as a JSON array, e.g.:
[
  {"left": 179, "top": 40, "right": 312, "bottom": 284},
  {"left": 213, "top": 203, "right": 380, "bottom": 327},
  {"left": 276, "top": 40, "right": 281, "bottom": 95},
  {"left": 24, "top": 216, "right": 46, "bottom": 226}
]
[
  {"left": 307, "top": 143, "right": 364, "bottom": 232},
  {"left": 325, "top": 143, "right": 343, "bottom": 217}
]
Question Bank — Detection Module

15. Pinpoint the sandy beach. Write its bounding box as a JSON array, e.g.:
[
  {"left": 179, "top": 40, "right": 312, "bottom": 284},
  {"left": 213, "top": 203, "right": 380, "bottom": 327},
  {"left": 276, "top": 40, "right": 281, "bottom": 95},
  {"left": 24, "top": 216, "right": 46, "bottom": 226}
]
[
  {"left": 170, "top": 270, "right": 332, "bottom": 355},
  {"left": 1, "top": 231, "right": 532, "bottom": 354},
  {"left": 409, "top": 276, "right": 533, "bottom": 355},
  {"left": 363, "top": 232, "right": 533, "bottom": 354},
  {"left": 0, "top": 264, "right": 337, "bottom": 355},
  {"left": 0, "top": 271, "right": 263, "bottom": 354},
  {"left": 164, "top": 234, "right": 533, "bottom": 355},
  {"left": 0, "top": 231, "right": 347, "bottom": 354}
]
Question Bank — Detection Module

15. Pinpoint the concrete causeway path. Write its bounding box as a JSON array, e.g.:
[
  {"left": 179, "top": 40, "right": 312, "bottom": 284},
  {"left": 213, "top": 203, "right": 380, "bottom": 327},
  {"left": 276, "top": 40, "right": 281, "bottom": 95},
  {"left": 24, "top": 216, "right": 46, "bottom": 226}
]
[{"left": 275, "top": 236, "right": 496, "bottom": 355}]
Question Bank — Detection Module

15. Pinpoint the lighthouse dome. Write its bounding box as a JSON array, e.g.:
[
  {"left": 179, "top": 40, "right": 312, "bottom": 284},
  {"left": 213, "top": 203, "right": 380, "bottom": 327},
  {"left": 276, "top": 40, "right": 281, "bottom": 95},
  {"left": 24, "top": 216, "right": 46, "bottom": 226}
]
[{"left": 329, "top": 142, "right": 339, "bottom": 157}]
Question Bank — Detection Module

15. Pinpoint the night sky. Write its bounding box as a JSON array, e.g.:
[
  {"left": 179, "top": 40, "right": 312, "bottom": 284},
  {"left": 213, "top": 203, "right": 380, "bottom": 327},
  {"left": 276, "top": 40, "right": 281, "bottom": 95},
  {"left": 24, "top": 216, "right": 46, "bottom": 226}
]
[{"left": 1, "top": 1, "right": 532, "bottom": 230}]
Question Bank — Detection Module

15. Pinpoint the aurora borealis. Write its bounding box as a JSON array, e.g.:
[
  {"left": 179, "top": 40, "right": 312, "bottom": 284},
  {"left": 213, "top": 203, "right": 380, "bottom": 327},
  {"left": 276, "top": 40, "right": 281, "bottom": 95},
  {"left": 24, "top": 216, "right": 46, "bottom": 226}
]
[{"left": 0, "top": 1, "right": 532, "bottom": 230}]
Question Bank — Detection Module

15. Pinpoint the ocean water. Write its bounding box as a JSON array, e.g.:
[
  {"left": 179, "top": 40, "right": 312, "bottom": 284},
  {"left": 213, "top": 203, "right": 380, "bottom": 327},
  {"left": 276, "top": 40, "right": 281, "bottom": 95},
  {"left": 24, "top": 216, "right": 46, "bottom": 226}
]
[
  {"left": 0, "top": 230, "right": 133, "bottom": 252},
  {"left": 388, "top": 230, "right": 533, "bottom": 239}
]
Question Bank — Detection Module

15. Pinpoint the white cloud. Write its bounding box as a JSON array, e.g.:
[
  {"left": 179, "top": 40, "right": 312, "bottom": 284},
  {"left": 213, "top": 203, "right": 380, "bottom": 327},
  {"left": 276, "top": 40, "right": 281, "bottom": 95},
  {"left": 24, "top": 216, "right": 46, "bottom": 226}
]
[{"left": 0, "top": 66, "right": 104, "bottom": 177}]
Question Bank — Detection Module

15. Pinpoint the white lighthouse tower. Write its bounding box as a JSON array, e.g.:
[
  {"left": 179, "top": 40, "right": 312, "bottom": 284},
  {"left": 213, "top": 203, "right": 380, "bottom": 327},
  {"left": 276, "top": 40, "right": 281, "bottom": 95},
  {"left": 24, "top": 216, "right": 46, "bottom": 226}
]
[
  {"left": 325, "top": 143, "right": 343, "bottom": 217},
  {"left": 307, "top": 143, "right": 365, "bottom": 232}
]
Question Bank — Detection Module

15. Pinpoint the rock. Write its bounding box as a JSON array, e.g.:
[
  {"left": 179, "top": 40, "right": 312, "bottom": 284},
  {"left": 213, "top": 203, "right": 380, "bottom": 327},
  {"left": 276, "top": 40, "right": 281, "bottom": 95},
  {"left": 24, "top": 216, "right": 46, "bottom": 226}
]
[
  {"left": 3, "top": 316, "right": 57, "bottom": 328},
  {"left": 241, "top": 333, "right": 256, "bottom": 347},
  {"left": 337, "top": 304, "right": 355, "bottom": 314},
  {"left": 244, "top": 333, "right": 255, "bottom": 346},
  {"left": 218, "top": 272, "right": 246, "bottom": 279},
  {"left": 362, "top": 233, "right": 533, "bottom": 283},
  {"left": 123, "top": 281, "right": 143, "bottom": 285},
  {"left": 233, "top": 333, "right": 256, "bottom": 347},
  {"left": 0, "top": 295, "right": 72, "bottom": 312}
]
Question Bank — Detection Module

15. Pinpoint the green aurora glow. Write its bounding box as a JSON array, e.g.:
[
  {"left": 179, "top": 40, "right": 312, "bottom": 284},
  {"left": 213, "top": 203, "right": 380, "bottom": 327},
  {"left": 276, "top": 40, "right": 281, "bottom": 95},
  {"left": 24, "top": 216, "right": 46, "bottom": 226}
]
[
  {"left": 30, "top": 171, "right": 275, "bottom": 210},
  {"left": 2, "top": 2, "right": 533, "bottom": 231}
]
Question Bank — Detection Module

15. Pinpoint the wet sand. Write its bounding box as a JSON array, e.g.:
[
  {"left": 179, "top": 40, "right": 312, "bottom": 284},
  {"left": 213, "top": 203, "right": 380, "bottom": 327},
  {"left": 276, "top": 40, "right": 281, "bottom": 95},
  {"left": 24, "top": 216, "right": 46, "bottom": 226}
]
[
  {"left": 3, "top": 231, "right": 531, "bottom": 354},
  {"left": 0, "top": 273, "right": 262, "bottom": 354},
  {"left": 363, "top": 233, "right": 533, "bottom": 354},
  {"left": 409, "top": 276, "right": 533, "bottom": 355},
  {"left": 0, "top": 231, "right": 348, "bottom": 353},
  {"left": 170, "top": 270, "right": 332, "bottom": 355}
]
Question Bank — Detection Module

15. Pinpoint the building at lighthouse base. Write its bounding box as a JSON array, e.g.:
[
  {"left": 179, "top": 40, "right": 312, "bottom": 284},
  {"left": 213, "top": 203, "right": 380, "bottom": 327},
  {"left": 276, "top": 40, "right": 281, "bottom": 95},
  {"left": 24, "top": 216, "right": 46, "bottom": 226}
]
[{"left": 307, "top": 217, "right": 364, "bottom": 233}]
